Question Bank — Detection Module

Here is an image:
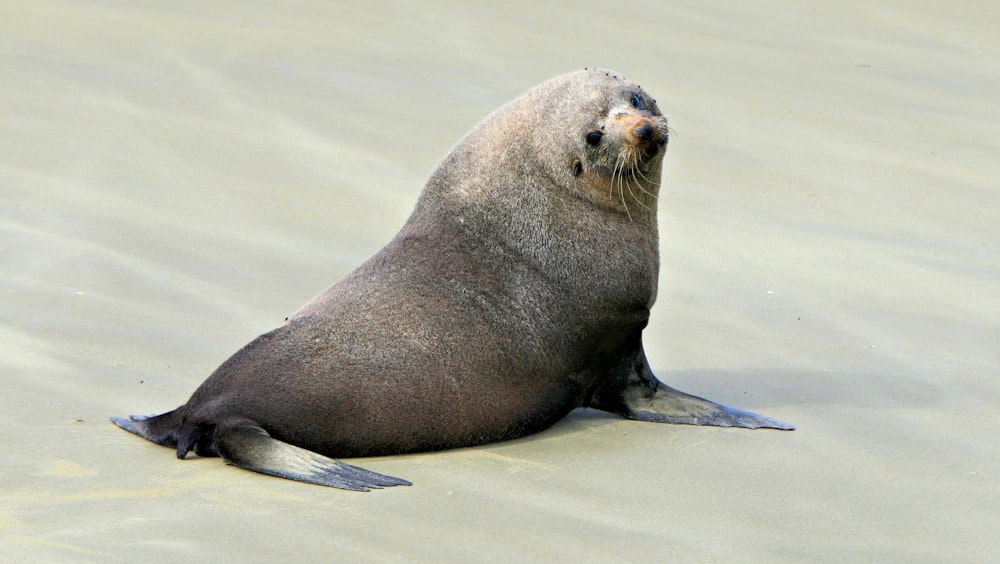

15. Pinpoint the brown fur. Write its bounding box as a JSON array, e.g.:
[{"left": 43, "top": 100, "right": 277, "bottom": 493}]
[{"left": 113, "top": 69, "right": 790, "bottom": 491}]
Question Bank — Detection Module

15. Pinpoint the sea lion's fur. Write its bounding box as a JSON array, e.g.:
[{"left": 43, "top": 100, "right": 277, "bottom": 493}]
[{"left": 112, "top": 69, "right": 792, "bottom": 491}]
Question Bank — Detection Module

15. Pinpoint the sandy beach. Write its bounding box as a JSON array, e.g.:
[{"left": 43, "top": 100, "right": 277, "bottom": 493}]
[{"left": 2, "top": 1, "right": 998, "bottom": 561}]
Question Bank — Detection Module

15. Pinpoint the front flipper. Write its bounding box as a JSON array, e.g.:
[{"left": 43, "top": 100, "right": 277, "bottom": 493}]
[
  {"left": 214, "top": 418, "right": 412, "bottom": 491},
  {"left": 590, "top": 346, "right": 794, "bottom": 430},
  {"left": 623, "top": 380, "right": 795, "bottom": 430}
]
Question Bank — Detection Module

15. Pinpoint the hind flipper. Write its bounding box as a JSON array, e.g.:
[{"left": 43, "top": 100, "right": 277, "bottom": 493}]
[
  {"left": 110, "top": 414, "right": 152, "bottom": 436},
  {"left": 590, "top": 346, "right": 794, "bottom": 430},
  {"left": 214, "top": 419, "right": 412, "bottom": 491},
  {"left": 111, "top": 410, "right": 186, "bottom": 447}
]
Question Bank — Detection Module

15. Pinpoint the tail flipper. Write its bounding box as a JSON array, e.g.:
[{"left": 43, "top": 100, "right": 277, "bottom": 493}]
[{"left": 214, "top": 418, "right": 412, "bottom": 491}]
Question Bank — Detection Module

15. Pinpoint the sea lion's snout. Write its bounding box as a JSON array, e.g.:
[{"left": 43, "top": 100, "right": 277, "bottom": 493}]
[
  {"left": 622, "top": 115, "right": 667, "bottom": 160},
  {"left": 634, "top": 121, "right": 655, "bottom": 142},
  {"left": 623, "top": 115, "right": 666, "bottom": 147}
]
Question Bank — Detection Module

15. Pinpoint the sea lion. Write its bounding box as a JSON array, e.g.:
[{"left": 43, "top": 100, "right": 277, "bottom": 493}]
[{"left": 112, "top": 68, "right": 793, "bottom": 491}]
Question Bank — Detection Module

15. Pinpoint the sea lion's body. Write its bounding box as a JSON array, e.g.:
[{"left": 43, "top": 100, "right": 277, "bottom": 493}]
[{"left": 113, "top": 69, "right": 792, "bottom": 490}]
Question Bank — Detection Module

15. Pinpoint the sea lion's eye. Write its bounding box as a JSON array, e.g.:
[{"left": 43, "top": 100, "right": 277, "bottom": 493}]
[
  {"left": 630, "top": 93, "right": 646, "bottom": 110},
  {"left": 586, "top": 130, "right": 603, "bottom": 146}
]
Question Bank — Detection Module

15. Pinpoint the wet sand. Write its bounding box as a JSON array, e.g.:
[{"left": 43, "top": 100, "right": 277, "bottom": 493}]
[{"left": 2, "top": 1, "right": 998, "bottom": 561}]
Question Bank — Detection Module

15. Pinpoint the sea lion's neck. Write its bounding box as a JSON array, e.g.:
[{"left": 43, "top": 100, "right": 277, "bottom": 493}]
[{"left": 407, "top": 177, "right": 660, "bottom": 313}]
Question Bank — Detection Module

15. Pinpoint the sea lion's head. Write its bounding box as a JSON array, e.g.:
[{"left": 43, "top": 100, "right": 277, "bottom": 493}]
[
  {"left": 562, "top": 69, "right": 668, "bottom": 219},
  {"left": 426, "top": 69, "right": 669, "bottom": 224},
  {"left": 523, "top": 68, "right": 669, "bottom": 221}
]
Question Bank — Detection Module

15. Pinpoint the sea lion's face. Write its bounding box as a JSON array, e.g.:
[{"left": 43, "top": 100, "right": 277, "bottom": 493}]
[
  {"left": 568, "top": 74, "right": 669, "bottom": 220},
  {"left": 439, "top": 69, "right": 668, "bottom": 221}
]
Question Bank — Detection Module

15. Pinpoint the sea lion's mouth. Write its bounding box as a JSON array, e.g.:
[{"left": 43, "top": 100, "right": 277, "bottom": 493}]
[
  {"left": 633, "top": 135, "right": 668, "bottom": 168},
  {"left": 641, "top": 140, "right": 664, "bottom": 160}
]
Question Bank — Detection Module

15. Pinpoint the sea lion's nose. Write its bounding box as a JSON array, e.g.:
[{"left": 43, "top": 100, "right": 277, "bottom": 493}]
[
  {"left": 635, "top": 121, "right": 655, "bottom": 142},
  {"left": 617, "top": 113, "right": 665, "bottom": 148}
]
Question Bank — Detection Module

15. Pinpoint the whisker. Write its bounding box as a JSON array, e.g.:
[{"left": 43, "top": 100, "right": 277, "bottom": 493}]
[
  {"left": 609, "top": 155, "right": 619, "bottom": 202},
  {"left": 611, "top": 154, "right": 624, "bottom": 200},
  {"left": 630, "top": 155, "right": 658, "bottom": 200},
  {"left": 606, "top": 144, "right": 662, "bottom": 221},
  {"left": 616, "top": 154, "right": 633, "bottom": 222},
  {"left": 627, "top": 167, "right": 651, "bottom": 210},
  {"left": 631, "top": 158, "right": 658, "bottom": 191}
]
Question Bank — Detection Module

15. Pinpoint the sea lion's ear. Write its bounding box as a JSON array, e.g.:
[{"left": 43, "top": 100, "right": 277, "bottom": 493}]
[{"left": 572, "top": 160, "right": 583, "bottom": 177}]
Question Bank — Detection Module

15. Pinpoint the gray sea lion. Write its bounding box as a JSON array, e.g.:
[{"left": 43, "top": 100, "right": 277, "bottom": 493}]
[{"left": 112, "top": 68, "right": 793, "bottom": 491}]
